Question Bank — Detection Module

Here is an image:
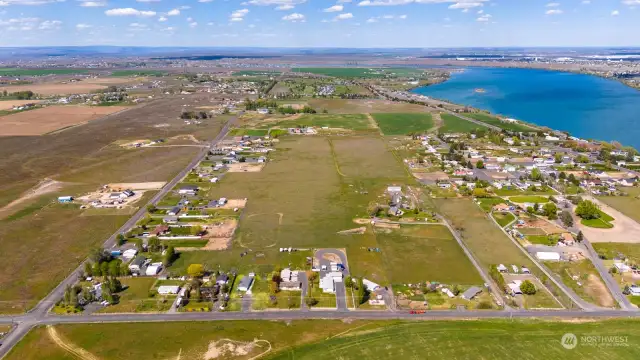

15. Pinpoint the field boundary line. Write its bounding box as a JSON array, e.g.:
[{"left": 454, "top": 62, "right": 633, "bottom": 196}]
[
  {"left": 326, "top": 138, "right": 346, "bottom": 177},
  {"left": 47, "top": 325, "right": 100, "bottom": 360}
]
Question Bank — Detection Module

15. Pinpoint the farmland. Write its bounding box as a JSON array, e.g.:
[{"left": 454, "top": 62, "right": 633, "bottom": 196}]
[
  {"left": 6, "top": 320, "right": 640, "bottom": 360},
  {"left": 371, "top": 112, "right": 434, "bottom": 135},
  {"left": 0, "top": 82, "right": 109, "bottom": 96},
  {"left": 462, "top": 113, "right": 535, "bottom": 132},
  {"left": 0, "top": 68, "right": 89, "bottom": 76},
  {"left": 0, "top": 105, "right": 127, "bottom": 136},
  {"left": 256, "top": 114, "right": 374, "bottom": 132},
  {"left": 0, "top": 100, "right": 42, "bottom": 111},
  {"left": 545, "top": 260, "right": 616, "bottom": 308},
  {"left": 597, "top": 187, "right": 640, "bottom": 224},
  {"left": 308, "top": 98, "right": 429, "bottom": 114},
  {"left": 376, "top": 224, "right": 483, "bottom": 285},
  {"left": 439, "top": 113, "right": 485, "bottom": 133},
  {"left": 509, "top": 195, "right": 550, "bottom": 204},
  {"left": 292, "top": 67, "right": 425, "bottom": 78}
]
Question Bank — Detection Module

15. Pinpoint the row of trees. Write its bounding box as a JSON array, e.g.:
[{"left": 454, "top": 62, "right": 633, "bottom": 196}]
[
  {"left": 181, "top": 110, "right": 210, "bottom": 120},
  {"left": 0, "top": 90, "right": 34, "bottom": 100},
  {"left": 275, "top": 105, "right": 316, "bottom": 115}
]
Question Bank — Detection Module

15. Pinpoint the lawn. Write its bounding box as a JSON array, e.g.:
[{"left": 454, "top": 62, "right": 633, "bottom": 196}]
[
  {"left": 371, "top": 113, "right": 434, "bottom": 135},
  {"left": 229, "top": 128, "right": 269, "bottom": 136},
  {"left": 593, "top": 243, "right": 640, "bottom": 263},
  {"left": 258, "top": 114, "right": 374, "bottom": 131},
  {"left": 307, "top": 276, "right": 337, "bottom": 308},
  {"left": 545, "top": 260, "right": 616, "bottom": 308},
  {"left": 9, "top": 319, "right": 639, "bottom": 360},
  {"left": 477, "top": 197, "right": 506, "bottom": 212},
  {"left": 493, "top": 212, "right": 516, "bottom": 227},
  {"left": 509, "top": 195, "right": 549, "bottom": 203},
  {"left": 462, "top": 113, "right": 535, "bottom": 132},
  {"left": 439, "top": 113, "right": 486, "bottom": 133},
  {"left": 376, "top": 224, "right": 483, "bottom": 285},
  {"left": 96, "top": 277, "right": 173, "bottom": 314},
  {"left": 581, "top": 210, "right": 614, "bottom": 229},
  {"left": 526, "top": 235, "right": 556, "bottom": 246}
]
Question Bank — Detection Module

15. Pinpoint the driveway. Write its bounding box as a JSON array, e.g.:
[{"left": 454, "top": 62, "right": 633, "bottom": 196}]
[
  {"left": 314, "top": 249, "right": 350, "bottom": 311},
  {"left": 299, "top": 271, "right": 309, "bottom": 310}
]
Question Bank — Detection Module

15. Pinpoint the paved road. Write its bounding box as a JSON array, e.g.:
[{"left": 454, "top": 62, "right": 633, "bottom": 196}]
[{"left": 0, "top": 115, "right": 239, "bottom": 359}]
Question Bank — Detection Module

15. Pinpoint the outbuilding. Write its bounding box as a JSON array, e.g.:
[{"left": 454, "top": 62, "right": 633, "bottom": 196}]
[
  {"left": 157, "top": 285, "right": 180, "bottom": 295},
  {"left": 461, "top": 286, "right": 482, "bottom": 300},
  {"left": 536, "top": 252, "right": 561, "bottom": 261}
]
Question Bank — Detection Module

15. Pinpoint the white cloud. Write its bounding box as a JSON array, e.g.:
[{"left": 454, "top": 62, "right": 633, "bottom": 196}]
[
  {"left": 338, "top": 0, "right": 352, "bottom": 2},
  {"left": 581, "top": 0, "right": 590, "bottom": 3},
  {"left": 366, "top": 17, "right": 377, "bottom": 22},
  {"left": 357, "top": 0, "right": 488, "bottom": 7},
  {"left": 38, "top": 19, "right": 61, "bottom": 29},
  {"left": 167, "top": 8, "right": 180, "bottom": 16},
  {"left": 276, "top": 4, "right": 294, "bottom": 9},
  {"left": 78, "top": 0, "right": 106, "bottom": 7},
  {"left": 0, "top": 0, "right": 64, "bottom": 5},
  {"left": 476, "top": 13, "right": 491, "bottom": 21},
  {"left": 545, "top": 9, "right": 563, "bottom": 15},
  {"left": 246, "top": 0, "right": 306, "bottom": 6},
  {"left": 282, "top": 12, "right": 305, "bottom": 21},
  {"left": 158, "top": 16, "right": 167, "bottom": 21},
  {"left": 449, "top": 2, "right": 483, "bottom": 10},
  {"left": 546, "top": 2, "right": 560, "bottom": 7},
  {"left": 105, "top": 8, "right": 157, "bottom": 17},
  {"left": 477, "top": 9, "right": 483, "bottom": 14},
  {"left": 335, "top": 12, "right": 353, "bottom": 20},
  {"left": 76, "top": 23, "right": 92, "bottom": 29},
  {"left": 136, "top": 0, "right": 161, "bottom": 2},
  {"left": 189, "top": 21, "right": 198, "bottom": 28},
  {"left": 622, "top": 0, "right": 640, "bottom": 5},
  {"left": 611, "top": 10, "right": 619, "bottom": 16},
  {"left": 358, "top": 0, "right": 412, "bottom": 6},
  {"left": 230, "top": 8, "right": 249, "bottom": 21},
  {"left": 324, "top": 4, "right": 343, "bottom": 12},
  {"left": 199, "top": 0, "right": 214, "bottom": 2}
]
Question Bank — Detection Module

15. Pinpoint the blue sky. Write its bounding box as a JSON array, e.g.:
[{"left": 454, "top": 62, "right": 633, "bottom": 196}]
[{"left": 0, "top": 0, "right": 638, "bottom": 47}]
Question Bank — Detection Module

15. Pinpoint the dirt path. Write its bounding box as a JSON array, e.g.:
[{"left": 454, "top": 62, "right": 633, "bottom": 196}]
[
  {"left": 47, "top": 326, "right": 100, "bottom": 360},
  {"left": 586, "top": 274, "right": 615, "bottom": 308},
  {"left": 366, "top": 113, "right": 379, "bottom": 129},
  {"left": 0, "top": 178, "right": 63, "bottom": 219},
  {"left": 430, "top": 113, "right": 443, "bottom": 132}
]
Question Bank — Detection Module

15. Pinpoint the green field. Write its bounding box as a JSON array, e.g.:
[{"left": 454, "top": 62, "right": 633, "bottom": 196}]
[
  {"left": 7, "top": 320, "right": 640, "bottom": 360},
  {"left": 110, "top": 70, "right": 166, "bottom": 77},
  {"left": 439, "top": 113, "right": 486, "bottom": 133},
  {"left": 291, "top": 67, "right": 424, "bottom": 78},
  {"left": 462, "top": 113, "right": 535, "bottom": 132},
  {"left": 376, "top": 224, "right": 483, "bottom": 285},
  {"left": 371, "top": 113, "right": 434, "bottom": 135},
  {"left": 233, "top": 70, "right": 281, "bottom": 76},
  {"left": 593, "top": 243, "right": 640, "bottom": 263},
  {"left": 477, "top": 197, "right": 506, "bottom": 212},
  {"left": 493, "top": 212, "right": 516, "bottom": 227},
  {"left": 97, "top": 277, "right": 173, "bottom": 313},
  {"left": 258, "top": 114, "right": 373, "bottom": 131},
  {"left": 598, "top": 189, "right": 640, "bottom": 223},
  {"left": 229, "top": 128, "right": 269, "bottom": 136},
  {"left": 0, "top": 68, "right": 89, "bottom": 76},
  {"left": 581, "top": 210, "right": 615, "bottom": 229},
  {"left": 509, "top": 195, "right": 549, "bottom": 203}
]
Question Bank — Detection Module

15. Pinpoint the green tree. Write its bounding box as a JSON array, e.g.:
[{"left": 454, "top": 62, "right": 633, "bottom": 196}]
[
  {"left": 560, "top": 210, "right": 574, "bottom": 227},
  {"left": 473, "top": 188, "right": 489, "bottom": 198},
  {"left": 190, "top": 226, "right": 203, "bottom": 236},
  {"left": 542, "top": 202, "right": 558, "bottom": 219},
  {"left": 356, "top": 278, "right": 367, "bottom": 305},
  {"left": 84, "top": 262, "right": 93, "bottom": 278},
  {"left": 530, "top": 168, "right": 543, "bottom": 181},
  {"left": 100, "top": 262, "right": 109, "bottom": 277},
  {"left": 554, "top": 153, "right": 563, "bottom": 163},
  {"left": 519, "top": 280, "right": 537, "bottom": 295},
  {"left": 576, "top": 231, "right": 584, "bottom": 242},
  {"left": 575, "top": 200, "right": 600, "bottom": 220},
  {"left": 305, "top": 297, "right": 318, "bottom": 307},
  {"left": 475, "top": 160, "right": 484, "bottom": 169},
  {"left": 148, "top": 236, "right": 161, "bottom": 252},
  {"left": 92, "top": 262, "right": 102, "bottom": 277},
  {"left": 116, "top": 233, "right": 125, "bottom": 246},
  {"left": 187, "top": 264, "right": 205, "bottom": 278},
  {"left": 163, "top": 246, "right": 176, "bottom": 266},
  {"left": 107, "top": 260, "right": 121, "bottom": 277}
]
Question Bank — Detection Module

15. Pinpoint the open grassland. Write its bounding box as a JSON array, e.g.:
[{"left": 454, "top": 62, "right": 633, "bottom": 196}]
[
  {"left": 434, "top": 198, "right": 533, "bottom": 268},
  {"left": 376, "top": 224, "right": 483, "bottom": 285},
  {"left": 110, "top": 70, "right": 166, "bottom": 77},
  {"left": 593, "top": 243, "right": 640, "bottom": 263},
  {"left": 462, "top": 113, "right": 535, "bottom": 132},
  {"left": 7, "top": 320, "right": 640, "bottom": 360},
  {"left": 439, "top": 113, "right": 485, "bottom": 133},
  {"left": 0, "top": 82, "right": 108, "bottom": 96},
  {"left": 597, "top": 187, "right": 640, "bottom": 224},
  {"left": 493, "top": 212, "right": 516, "bottom": 227},
  {"left": 330, "top": 136, "right": 408, "bottom": 179},
  {"left": 545, "top": 260, "right": 616, "bottom": 308},
  {"left": 0, "top": 204, "right": 129, "bottom": 313},
  {"left": 308, "top": 99, "right": 429, "bottom": 114},
  {"left": 581, "top": 210, "right": 615, "bottom": 229},
  {"left": 509, "top": 195, "right": 550, "bottom": 203},
  {"left": 371, "top": 113, "right": 434, "bottom": 135},
  {"left": 0, "top": 105, "right": 127, "bottom": 136},
  {"left": 257, "top": 114, "right": 373, "bottom": 131}
]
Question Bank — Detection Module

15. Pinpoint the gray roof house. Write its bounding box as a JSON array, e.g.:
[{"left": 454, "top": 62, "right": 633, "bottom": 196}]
[
  {"left": 461, "top": 286, "right": 482, "bottom": 300},
  {"left": 238, "top": 275, "right": 254, "bottom": 292}
]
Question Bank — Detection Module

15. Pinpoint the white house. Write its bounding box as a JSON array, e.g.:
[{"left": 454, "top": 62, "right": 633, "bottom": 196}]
[
  {"left": 320, "top": 272, "right": 343, "bottom": 293},
  {"left": 508, "top": 280, "right": 523, "bottom": 296},
  {"left": 363, "top": 279, "right": 380, "bottom": 291},
  {"left": 536, "top": 252, "right": 561, "bottom": 261},
  {"left": 146, "top": 263, "right": 163, "bottom": 276},
  {"left": 157, "top": 285, "right": 180, "bottom": 295}
]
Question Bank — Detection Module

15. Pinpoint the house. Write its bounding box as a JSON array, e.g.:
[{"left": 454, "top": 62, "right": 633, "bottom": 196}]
[
  {"left": 57, "top": 196, "right": 73, "bottom": 203},
  {"left": 210, "top": 177, "right": 219, "bottom": 183},
  {"left": 493, "top": 203, "right": 510, "bottom": 212},
  {"left": 559, "top": 233, "right": 575, "bottom": 246},
  {"left": 536, "top": 251, "right": 561, "bottom": 261},
  {"left": 521, "top": 267, "right": 531, "bottom": 274},
  {"left": 122, "top": 249, "right": 138, "bottom": 260},
  {"left": 363, "top": 279, "right": 380, "bottom": 291},
  {"left": 280, "top": 269, "right": 302, "bottom": 290},
  {"left": 320, "top": 272, "right": 343, "bottom": 293},
  {"left": 237, "top": 274, "right": 254, "bottom": 292},
  {"left": 128, "top": 256, "right": 146, "bottom": 273},
  {"left": 151, "top": 225, "right": 170, "bottom": 237},
  {"left": 163, "top": 216, "right": 179, "bottom": 224},
  {"left": 629, "top": 285, "right": 640, "bottom": 296},
  {"left": 178, "top": 185, "right": 199, "bottom": 195},
  {"left": 390, "top": 193, "right": 402, "bottom": 207},
  {"left": 216, "top": 274, "right": 229, "bottom": 285},
  {"left": 388, "top": 206, "right": 404, "bottom": 217},
  {"left": 511, "top": 265, "right": 519, "bottom": 274},
  {"left": 461, "top": 286, "right": 482, "bottom": 300},
  {"left": 437, "top": 182, "right": 451, "bottom": 189},
  {"left": 257, "top": 108, "right": 269, "bottom": 114},
  {"left": 497, "top": 264, "right": 508, "bottom": 273},
  {"left": 508, "top": 280, "right": 523, "bottom": 296},
  {"left": 387, "top": 186, "right": 402, "bottom": 194},
  {"left": 168, "top": 206, "right": 181, "bottom": 216},
  {"left": 614, "top": 262, "right": 631, "bottom": 273},
  {"left": 122, "top": 189, "right": 135, "bottom": 197},
  {"left": 157, "top": 285, "right": 180, "bottom": 295},
  {"left": 109, "top": 192, "right": 127, "bottom": 200},
  {"left": 145, "top": 263, "right": 163, "bottom": 276}
]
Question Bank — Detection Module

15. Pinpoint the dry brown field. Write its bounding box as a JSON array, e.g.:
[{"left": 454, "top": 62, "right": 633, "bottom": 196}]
[
  {"left": 0, "top": 105, "right": 127, "bottom": 136},
  {"left": 0, "top": 100, "right": 42, "bottom": 110},
  {"left": 0, "top": 83, "right": 108, "bottom": 95}
]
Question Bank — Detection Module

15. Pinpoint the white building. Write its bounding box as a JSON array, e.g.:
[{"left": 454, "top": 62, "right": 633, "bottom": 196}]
[
  {"left": 536, "top": 252, "right": 561, "bottom": 261},
  {"left": 145, "top": 263, "right": 163, "bottom": 276},
  {"left": 320, "top": 272, "right": 343, "bottom": 293},
  {"left": 157, "top": 285, "right": 180, "bottom": 295}
]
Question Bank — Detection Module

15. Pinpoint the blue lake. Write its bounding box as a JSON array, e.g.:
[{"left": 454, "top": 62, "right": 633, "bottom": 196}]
[{"left": 412, "top": 67, "right": 640, "bottom": 149}]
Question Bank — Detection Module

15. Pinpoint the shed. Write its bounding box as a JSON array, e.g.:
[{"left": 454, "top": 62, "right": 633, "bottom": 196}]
[
  {"left": 58, "top": 196, "right": 73, "bottom": 203},
  {"left": 128, "top": 256, "right": 146, "bottom": 272},
  {"left": 536, "top": 252, "right": 561, "bottom": 261},
  {"left": 146, "top": 264, "right": 163, "bottom": 276},
  {"left": 157, "top": 285, "right": 180, "bottom": 295},
  {"left": 237, "top": 275, "right": 254, "bottom": 292},
  {"left": 461, "top": 286, "right": 482, "bottom": 300},
  {"left": 168, "top": 206, "right": 181, "bottom": 216}
]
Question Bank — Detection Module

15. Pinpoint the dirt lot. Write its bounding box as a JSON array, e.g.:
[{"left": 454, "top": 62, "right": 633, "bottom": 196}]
[
  {"left": 0, "top": 100, "right": 42, "bottom": 110},
  {"left": 227, "top": 163, "right": 265, "bottom": 173},
  {"left": 0, "top": 179, "right": 62, "bottom": 219},
  {"left": 0, "top": 105, "right": 127, "bottom": 136},
  {"left": 580, "top": 196, "right": 640, "bottom": 243},
  {"left": 218, "top": 198, "right": 247, "bottom": 209},
  {"left": 107, "top": 182, "right": 166, "bottom": 191}
]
